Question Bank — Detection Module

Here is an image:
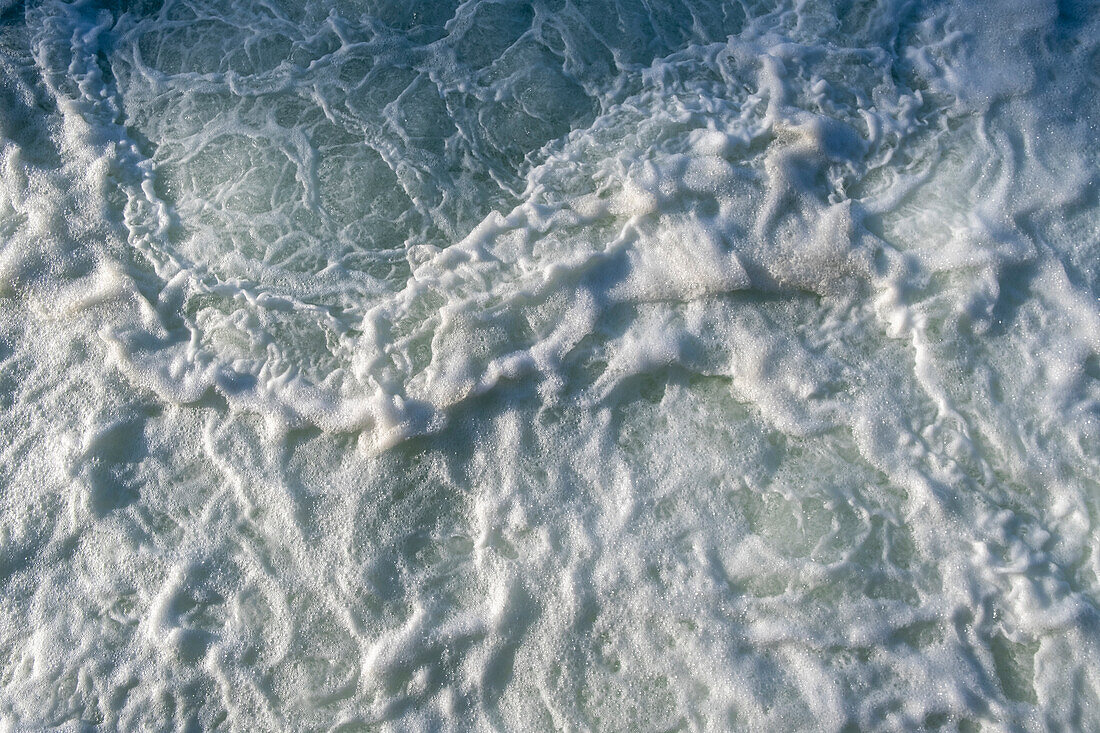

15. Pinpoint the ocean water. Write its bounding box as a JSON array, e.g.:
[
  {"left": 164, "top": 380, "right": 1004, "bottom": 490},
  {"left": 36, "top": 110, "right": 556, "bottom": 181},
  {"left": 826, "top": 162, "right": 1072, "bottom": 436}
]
[{"left": 0, "top": 0, "right": 1098, "bottom": 729}]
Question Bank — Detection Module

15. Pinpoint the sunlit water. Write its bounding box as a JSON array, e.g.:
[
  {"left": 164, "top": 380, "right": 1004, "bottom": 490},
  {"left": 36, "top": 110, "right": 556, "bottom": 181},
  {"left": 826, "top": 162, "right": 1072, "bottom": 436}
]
[{"left": 1, "top": 0, "right": 1099, "bottom": 729}]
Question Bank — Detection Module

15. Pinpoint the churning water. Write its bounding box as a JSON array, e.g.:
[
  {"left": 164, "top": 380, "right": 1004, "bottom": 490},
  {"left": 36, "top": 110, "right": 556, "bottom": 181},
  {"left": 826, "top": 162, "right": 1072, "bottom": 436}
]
[{"left": 1, "top": 0, "right": 1099, "bottom": 729}]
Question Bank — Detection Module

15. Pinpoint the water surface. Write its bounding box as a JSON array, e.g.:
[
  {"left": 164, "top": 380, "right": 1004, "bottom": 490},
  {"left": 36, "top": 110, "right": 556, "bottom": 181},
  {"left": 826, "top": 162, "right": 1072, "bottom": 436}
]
[{"left": 1, "top": 0, "right": 1099, "bottom": 729}]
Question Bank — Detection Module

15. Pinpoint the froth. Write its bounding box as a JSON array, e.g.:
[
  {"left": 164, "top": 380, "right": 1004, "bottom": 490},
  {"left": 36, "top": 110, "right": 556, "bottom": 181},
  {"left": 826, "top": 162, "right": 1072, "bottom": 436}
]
[{"left": 0, "top": 0, "right": 1098, "bottom": 729}]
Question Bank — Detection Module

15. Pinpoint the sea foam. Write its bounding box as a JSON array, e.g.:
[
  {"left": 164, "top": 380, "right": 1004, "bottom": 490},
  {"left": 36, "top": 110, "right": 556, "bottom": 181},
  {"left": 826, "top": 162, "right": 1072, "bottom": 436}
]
[{"left": 0, "top": 0, "right": 1098, "bottom": 729}]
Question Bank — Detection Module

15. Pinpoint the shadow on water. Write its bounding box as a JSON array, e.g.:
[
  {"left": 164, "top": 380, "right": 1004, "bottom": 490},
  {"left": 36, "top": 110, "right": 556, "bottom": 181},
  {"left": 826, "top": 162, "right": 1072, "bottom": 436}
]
[
  {"left": 985, "top": 260, "right": 1040, "bottom": 339},
  {"left": 83, "top": 404, "right": 162, "bottom": 516},
  {"left": 0, "top": 0, "right": 24, "bottom": 26}
]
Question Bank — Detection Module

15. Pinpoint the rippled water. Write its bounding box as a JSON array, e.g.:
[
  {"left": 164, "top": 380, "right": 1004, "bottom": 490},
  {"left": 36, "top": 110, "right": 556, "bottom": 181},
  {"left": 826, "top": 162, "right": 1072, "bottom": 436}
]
[{"left": 1, "top": 0, "right": 1099, "bottom": 729}]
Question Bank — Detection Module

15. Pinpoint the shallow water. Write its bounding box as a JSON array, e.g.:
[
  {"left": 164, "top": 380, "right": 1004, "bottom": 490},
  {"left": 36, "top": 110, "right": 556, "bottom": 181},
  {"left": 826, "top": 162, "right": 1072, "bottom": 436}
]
[{"left": 1, "top": 0, "right": 1099, "bottom": 729}]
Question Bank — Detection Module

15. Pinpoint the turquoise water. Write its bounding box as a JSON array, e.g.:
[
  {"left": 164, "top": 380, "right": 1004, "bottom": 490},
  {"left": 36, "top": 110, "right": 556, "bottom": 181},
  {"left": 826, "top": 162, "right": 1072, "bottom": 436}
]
[{"left": 1, "top": 0, "right": 1099, "bottom": 729}]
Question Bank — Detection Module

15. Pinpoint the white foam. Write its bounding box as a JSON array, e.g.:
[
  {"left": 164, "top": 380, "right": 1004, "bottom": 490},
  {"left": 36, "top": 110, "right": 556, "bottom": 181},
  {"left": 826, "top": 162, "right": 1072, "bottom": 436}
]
[{"left": 0, "top": 0, "right": 1098, "bottom": 729}]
